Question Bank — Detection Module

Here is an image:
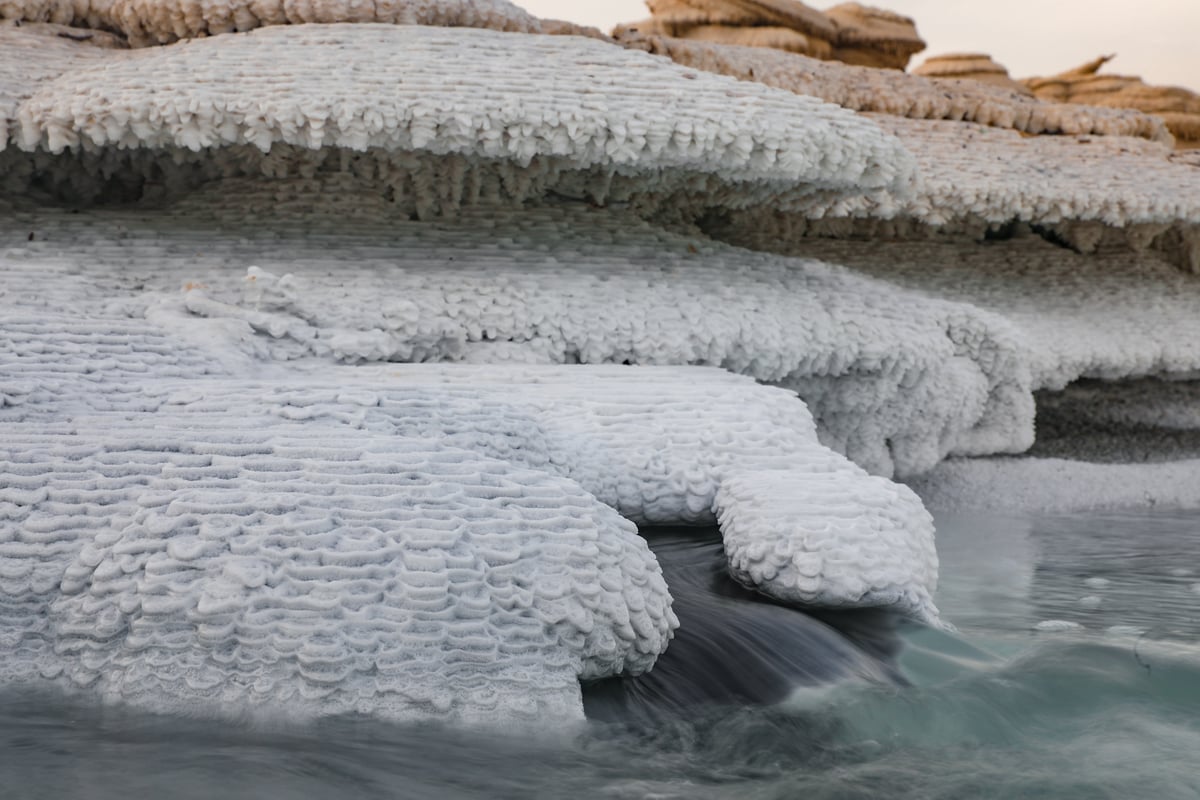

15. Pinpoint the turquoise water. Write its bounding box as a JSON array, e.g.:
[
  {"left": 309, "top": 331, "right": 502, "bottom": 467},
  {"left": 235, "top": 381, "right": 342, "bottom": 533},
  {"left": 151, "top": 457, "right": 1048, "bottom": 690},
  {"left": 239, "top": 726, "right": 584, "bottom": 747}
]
[{"left": 3, "top": 511, "right": 1200, "bottom": 799}]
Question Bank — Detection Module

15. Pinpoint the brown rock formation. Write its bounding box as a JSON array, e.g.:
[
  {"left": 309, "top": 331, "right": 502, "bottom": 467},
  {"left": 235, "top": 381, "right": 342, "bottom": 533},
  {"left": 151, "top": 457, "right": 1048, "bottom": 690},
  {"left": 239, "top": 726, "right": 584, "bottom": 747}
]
[
  {"left": 615, "top": 31, "right": 1170, "bottom": 144},
  {"left": 914, "top": 53, "right": 1032, "bottom": 95},
  {"left": 633, "top": 0, "right": 924, "bottom": 70},
  {"left": 824, "top": 3, "right": 922, "bottom": 70},
  {"left": 1024, "top": 56, "right": 1200, "bottom": 148}
]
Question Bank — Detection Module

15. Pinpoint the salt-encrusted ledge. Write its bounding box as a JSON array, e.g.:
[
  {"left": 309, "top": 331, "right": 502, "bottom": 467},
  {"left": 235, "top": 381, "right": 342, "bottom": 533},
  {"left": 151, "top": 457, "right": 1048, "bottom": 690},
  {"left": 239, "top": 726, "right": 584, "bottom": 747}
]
[
  {"left": 1, "top": 306, "right": 940, "bottom": 721},
  {"left": 3, "top": 186, "right": 1028, "bottom": 479},
  {"left": 1, "top": 23, "right": 915, "bottom": 209},
  {"left": 714, "top": 118, "right": 1200, "bottom": 271}
]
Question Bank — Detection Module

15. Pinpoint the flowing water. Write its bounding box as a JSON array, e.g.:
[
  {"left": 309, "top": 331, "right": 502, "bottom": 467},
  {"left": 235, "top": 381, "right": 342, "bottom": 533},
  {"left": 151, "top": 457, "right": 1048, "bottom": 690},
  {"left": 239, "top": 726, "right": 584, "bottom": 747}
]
[{"left": 4, "top": 511, "right": 1200, "bottom": 799}]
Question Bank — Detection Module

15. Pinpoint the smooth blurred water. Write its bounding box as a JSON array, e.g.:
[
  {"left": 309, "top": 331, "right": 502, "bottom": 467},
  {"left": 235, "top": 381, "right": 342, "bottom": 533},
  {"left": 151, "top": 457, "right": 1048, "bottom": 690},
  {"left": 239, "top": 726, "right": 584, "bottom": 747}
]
[{"left": 4, "top": 511, "right": 1200, "bottom": 799}]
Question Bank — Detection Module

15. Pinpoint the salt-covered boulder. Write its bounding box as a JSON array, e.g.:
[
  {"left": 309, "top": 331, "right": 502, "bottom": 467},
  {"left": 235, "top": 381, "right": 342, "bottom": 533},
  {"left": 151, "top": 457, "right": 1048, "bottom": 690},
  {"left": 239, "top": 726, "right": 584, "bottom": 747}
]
[
  {"left": 1024, "top": 55, "right": 1200, "bottom": 149},
  {"left": 913, "top": 53, "right": 1032, "bottom": 95},
  {"left": 0, "top": 0, "right": 542, "bottom": 45}
]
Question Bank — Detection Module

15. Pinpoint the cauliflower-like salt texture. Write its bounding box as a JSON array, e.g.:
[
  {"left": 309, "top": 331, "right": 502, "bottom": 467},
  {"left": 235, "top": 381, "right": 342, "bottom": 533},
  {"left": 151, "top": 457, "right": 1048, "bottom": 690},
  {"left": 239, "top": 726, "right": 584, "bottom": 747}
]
[{"left": 9, "top": 24, "right": 913, "bottom": 199}]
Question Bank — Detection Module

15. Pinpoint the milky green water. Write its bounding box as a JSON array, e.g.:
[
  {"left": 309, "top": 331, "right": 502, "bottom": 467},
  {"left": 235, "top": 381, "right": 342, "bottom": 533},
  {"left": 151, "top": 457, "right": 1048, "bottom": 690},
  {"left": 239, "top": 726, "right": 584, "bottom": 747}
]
[{"left": 3, "top": 511, "right": 1200, "bottom": 799}]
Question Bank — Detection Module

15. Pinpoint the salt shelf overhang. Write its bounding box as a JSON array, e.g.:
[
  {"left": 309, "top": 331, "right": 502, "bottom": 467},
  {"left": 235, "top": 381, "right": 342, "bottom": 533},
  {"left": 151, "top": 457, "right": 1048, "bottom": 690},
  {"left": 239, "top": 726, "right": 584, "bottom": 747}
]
[
  {"left": 4, "top": 184, "right": 1028, "bottom": 480},
  {"left": 0, "top": 22, "right": 915, "bottom": 213},
  {"left": 617, "top": 31, "right": 1200, "bottom": 271},
  {"left": 1, "top": 298, "right": 939, "bottom": 720}
]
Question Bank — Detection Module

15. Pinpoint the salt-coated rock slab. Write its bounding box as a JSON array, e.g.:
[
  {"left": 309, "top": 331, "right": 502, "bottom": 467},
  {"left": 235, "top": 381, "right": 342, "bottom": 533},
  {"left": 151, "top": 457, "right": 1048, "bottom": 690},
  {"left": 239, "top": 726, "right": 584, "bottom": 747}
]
[
  {"left": 0, "top": 0, "right": 541, "bottom": 45},
  {"left": 2, "top": 182, "right": 1026, "bottom": 479},
  {"left": 765, "top": 233, "right": 1200, "bottom": 394},
  {"left": 3, "top": 23, "right": 913, "bottom": 204},
  {"left": 1, "top": 304, "right": 941, "bottom": 719},
  {"left": 718, "top": 470, "right": 938, "bottom": 622}
]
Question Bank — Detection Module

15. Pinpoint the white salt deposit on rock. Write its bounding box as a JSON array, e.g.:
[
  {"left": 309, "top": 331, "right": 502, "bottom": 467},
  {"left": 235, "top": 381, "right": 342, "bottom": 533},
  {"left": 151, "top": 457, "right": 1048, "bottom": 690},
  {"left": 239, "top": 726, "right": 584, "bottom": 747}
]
[
  {"left": 1, "top": 288, "right": 941, "bottom": 719},
  {"left": 717, "top": 471, "right": 938, "bottom": 622},
  {"left": 754, "top": 235, "right": 1200, "bottom": 395},
  {"left": 2, "top": 184, "right": 1026, "bottom": 479},
  {"left": 718, "top": 119, "right": 1200, "bottom": 271},
  {"left": 3, "top": 24, "right": 913, "bottom": 206}
]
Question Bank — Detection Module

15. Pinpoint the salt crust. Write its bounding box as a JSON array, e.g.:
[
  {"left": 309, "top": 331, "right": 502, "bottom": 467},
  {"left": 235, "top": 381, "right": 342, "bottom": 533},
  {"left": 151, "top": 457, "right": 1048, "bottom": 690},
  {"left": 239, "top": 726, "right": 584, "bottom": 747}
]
[
  {"left": 2, "top": 184, "right": 1026, "bottom": 479},
  {"left": 717, "top": 471, "right": 937, "bottom": 622},
  {"left": 0, "top": 307, "right": 940, "bottom": 718},
  {"left": 718, "top": 117, "right": 1200, "bottom": 268},
  {"left": 911, "top": 458, "right": 1200, "bottom": 513},
  {"left": 0, "top": 0, "right": 541, "bottom": 45},
  {"left": 2, "top": 24, "right": 913, "bottom": 203},
  {"left": 615, "top": 32, "right": 1171, "bottom": 143},
  {"left": 871, "top": 117, "right": 1200, "bottom": 231},
  {"left": 764, "top": 234, "right": 1200, "bottom": 395}
]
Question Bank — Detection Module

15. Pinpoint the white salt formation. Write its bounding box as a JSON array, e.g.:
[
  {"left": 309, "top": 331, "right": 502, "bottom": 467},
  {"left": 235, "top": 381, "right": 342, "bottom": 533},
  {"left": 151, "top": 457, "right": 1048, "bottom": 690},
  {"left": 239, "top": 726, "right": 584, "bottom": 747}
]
[
  {"left": 0, "top": 303, "right": 939, "bottom": 718},
  {"left": 4, "top": 2, "right": 1200, "bottom": 724},
  {"left": 0, "top": 0, "right": 541, "bottom": 44},
  {"left": 4, "top": 188, "right": 1026, "bottom": 479},
  {"left": 751, "top": 234, "right": 1200, "bottom": 395},
  {"left": 2, "top": 24, "right": 913, "bottom": 208}
]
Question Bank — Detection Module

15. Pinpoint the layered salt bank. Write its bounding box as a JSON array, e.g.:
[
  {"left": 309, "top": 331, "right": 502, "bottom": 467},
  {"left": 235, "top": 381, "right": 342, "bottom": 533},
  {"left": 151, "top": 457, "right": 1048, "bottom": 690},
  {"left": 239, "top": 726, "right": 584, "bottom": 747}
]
[
  {"left": 2, "top": 23, "right": 913, "bottom": 210},
  {"left": 4, "top": 186, "right": 1026, "bottom": 480},
  {"left": 0, "top": 304, "right": 940, "bottom": 718}
]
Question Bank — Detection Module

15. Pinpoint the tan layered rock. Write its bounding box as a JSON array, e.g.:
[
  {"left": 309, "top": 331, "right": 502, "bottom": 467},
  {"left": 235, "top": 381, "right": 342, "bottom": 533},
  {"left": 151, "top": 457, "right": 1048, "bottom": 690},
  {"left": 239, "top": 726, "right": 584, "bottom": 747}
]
[
  {"left": 634, "top": 0, "right": 923, "bottom": 69},
  {"left": 824, "top": 3, "right": 922, "bottom": 70},
  {"left": 914, "top": 53, "right": 1032, "bottom": 95},
  {"left": 1025, "top": 56, "right": 1200, "bottom": 148},
  {"left": 646, "top": 0, "right": 838, "bottom": 40},
  {"left": 616, "top": 31, "right": 1170, "bottom": 143}
]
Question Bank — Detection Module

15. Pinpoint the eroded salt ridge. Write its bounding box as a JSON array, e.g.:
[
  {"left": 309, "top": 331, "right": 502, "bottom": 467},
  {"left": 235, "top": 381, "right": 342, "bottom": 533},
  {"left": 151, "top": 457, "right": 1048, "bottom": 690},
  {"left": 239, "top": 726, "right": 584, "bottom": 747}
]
[
  {"left": 615, "top": 31, "right": 1171, "bottom": 143},
  {"left": 2, "top": 184, "right": 1027, "bottom": 479},
  {"left": 1, "top": 23, "right": 913, "bottom": 206},
  {"left": 0, "top": 303, "right": 941, "bottom": 719},
  {"left": 743, "top": 234, "right": 1200, "bottom": 394},
  {"left": 713, "top": 117, "right": 1200, "bottom": 271},
  {"left": 0, "top": 0, "right": 541, "bottom": 45}
]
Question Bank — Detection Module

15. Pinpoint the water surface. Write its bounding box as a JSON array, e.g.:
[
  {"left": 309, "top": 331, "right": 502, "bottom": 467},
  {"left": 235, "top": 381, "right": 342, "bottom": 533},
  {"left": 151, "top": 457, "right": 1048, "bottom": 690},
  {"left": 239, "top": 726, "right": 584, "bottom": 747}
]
[{"left": 3, "top": 511, "right": 1200, "bottom": 799}]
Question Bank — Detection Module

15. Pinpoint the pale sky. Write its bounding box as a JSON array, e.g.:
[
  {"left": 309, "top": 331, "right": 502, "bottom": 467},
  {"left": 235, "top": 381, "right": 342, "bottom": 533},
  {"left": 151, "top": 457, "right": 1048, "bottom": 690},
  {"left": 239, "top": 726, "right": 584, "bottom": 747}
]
[{"left": 515, "top": 1, "right": 1200, "bottom": 91}]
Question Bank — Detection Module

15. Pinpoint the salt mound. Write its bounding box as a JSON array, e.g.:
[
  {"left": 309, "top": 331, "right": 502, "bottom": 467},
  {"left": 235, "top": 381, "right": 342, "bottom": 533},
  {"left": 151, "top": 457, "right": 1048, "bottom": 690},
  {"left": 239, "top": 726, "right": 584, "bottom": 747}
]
[
  {"left": 0, "top": 0, "right": 541, "bottom": 45},
  {"left": 718, "top": 470, "right": 937, "bottom": 622}
]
